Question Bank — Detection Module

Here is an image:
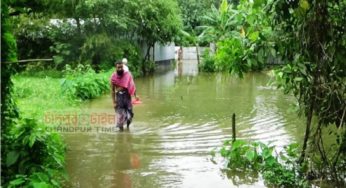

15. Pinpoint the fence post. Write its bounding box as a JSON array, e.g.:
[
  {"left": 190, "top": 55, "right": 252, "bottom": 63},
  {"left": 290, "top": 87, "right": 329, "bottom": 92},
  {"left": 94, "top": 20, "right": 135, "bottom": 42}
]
[{"left": 232, "top": 113, "right": 236, "bottom": 142}]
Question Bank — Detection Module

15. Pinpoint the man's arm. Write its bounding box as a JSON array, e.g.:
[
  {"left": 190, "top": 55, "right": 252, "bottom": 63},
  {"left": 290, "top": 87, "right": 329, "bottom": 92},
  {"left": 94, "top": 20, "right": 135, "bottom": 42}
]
[
  {"left": 129, "top": 71, "right": 135, "bottom": 97},
  {"left": 130, "top": 74, "right": 139, "bottom": 100},
  {"left": 111, "top": 83, "right": 116, "bottom": 108},
  {"left": 134, "top": 90, "right": 139, "bottom": 100}
]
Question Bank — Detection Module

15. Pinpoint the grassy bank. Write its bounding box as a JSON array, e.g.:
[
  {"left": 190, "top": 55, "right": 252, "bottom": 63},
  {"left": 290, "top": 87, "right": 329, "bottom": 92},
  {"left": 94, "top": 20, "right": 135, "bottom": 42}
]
[
  {"left": 13, "top": 76, "right": 75, "bottom": 118},
  {"left": 12, "top": 67, "right": 113, "bottom": 120},
  {"left": 5, "top": 68, "right": 113, "bottom": 187}
]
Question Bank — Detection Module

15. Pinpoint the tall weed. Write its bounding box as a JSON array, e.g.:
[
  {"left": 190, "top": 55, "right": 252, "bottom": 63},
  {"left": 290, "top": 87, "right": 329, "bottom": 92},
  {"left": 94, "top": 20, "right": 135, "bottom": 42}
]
[{"left": 61, "top": 64, "right": 111, "bottom": 100}]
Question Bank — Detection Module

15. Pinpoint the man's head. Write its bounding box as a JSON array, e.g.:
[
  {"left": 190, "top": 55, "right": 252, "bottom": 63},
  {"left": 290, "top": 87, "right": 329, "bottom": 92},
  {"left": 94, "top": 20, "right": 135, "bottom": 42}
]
[{"left": 115, "top": 61, "right": 124, "bottom": 76}]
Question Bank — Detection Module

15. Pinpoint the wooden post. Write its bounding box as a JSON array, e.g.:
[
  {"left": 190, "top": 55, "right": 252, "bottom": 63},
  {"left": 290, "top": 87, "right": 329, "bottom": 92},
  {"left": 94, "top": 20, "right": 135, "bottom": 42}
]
[{"left": 232, "top": 113, "right": 236, "bottom": 142}]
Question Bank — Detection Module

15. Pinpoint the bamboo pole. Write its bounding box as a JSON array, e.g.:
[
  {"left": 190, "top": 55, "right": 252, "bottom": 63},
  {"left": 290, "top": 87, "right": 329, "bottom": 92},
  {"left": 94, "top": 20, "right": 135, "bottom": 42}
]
[{"left": 2, "top": 58, "right": 53, "bottom": 64}]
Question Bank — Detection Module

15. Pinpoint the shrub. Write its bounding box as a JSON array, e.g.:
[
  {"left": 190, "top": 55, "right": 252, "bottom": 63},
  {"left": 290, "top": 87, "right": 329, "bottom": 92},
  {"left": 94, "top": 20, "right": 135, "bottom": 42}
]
[
  {"left": 199, "top": 49, "right": 216, "bottom": 72},
  {"left": 3, "top": 118, "right": 66, "bottom": 187},
  {"left": 61, "top": 64, "right": 110, "bottom": 100}
]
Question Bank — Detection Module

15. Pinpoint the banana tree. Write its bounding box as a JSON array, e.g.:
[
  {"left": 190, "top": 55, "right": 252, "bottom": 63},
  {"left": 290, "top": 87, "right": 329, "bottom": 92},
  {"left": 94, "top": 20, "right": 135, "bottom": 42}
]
[{"left": 198, "top": 0, "right": 237, "bottom": 49}]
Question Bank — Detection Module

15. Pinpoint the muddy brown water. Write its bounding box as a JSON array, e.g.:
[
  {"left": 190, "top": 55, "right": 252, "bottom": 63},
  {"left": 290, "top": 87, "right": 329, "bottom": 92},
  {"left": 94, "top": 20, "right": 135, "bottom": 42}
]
[{"left": 63, "top": 60, "right": 304, "bottom": 188}]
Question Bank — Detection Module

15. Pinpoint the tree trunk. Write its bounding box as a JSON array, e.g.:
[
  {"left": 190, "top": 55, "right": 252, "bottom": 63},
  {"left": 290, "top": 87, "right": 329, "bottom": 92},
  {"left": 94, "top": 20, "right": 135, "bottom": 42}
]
[
  {"left": 299, "top": 103, "right": 314, "bottom": 164},
  {"left": 93, "top": 13, "right": 97, "bottom": 32},
  {"left": 196, "top": 44, "right": 200, "bottom": 65},
  {"left": 299, "top": 0, "right": 328, "bottom": 166},
  {"left": 152, "top": 43, "right": 155, "bottom": 62},
  {"left": 75, "top": 17, "right": 81, "bottom": 34},
  {"left": 142, "top": 43, "right": 152, "bottom": 76}
]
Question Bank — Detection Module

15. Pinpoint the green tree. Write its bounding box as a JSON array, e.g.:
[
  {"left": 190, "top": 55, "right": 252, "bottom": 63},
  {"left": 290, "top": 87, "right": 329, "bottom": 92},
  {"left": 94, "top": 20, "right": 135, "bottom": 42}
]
[
  {"left": 199, "top": 0, "right": 234, "bottom": 43},
  {"left": 12, "top": 0, "right": 183, "bottom": 74},
  {"left": 1, "top": 1, "right": 66, "bottom": 187},
  {"left": 274, "top": 0, "right": 346, "bottom": 183},
  {"left": 123, "top": 0, "right": 182, "bottom": 74},
  {"left": 1, "top": 0, "right": 19, "bottom": 136},
  {"left": 199, "top": 0, "right": 275, "bottom": 75},
  {"left": 176, "top": 0, "right": 220, "bottom": 45}
]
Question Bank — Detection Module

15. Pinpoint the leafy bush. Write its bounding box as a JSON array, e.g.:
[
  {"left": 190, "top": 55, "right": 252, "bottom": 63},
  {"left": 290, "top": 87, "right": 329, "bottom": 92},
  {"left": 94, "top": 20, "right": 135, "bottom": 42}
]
[
  {"left": 199, "top": 49, "right": 215, "bottom": 72},
  {"left": 61, "top": 64, "right": 110, "bottom": 100},
  {"left": 200, "top": 0, "right": 275, "bottom": 76},
  {"left": 220, "top": 140, "right": 308, "bottom": 187},
  {"left": 3, "top": 118, "right": 66, "bottom": 187},
  {"left": 215, "top": 37, "right": 248, "bottom": 77}
]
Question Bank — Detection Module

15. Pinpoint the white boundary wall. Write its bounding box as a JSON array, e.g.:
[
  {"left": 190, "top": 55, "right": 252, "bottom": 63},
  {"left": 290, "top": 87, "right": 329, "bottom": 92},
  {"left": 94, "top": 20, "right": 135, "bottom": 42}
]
[
  {"left": 142, "top": 42, "right": 175, "bottom": 62},
  {"left": 142, "top": 44, "right": 208, "bottom": 62},
  {"left": 177, "top": 47, "right": 208, "bottom": 60},
  {"left": 153, "top": 42, "right": 175, "bottom": 62}
]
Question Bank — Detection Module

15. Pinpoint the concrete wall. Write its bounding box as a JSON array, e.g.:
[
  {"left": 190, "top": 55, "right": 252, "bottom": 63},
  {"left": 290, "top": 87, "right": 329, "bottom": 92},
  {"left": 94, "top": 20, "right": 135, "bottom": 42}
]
[
  {"left": 141, "top": 44, "right": 208, "bottom": 62},
  {"left": 153, "top": 42, "right": 175, "bottom": 62},
  {"left": 177, "top": 47, "right": 208, "bottom": 60},
  {"left": 141, "top": 42, "right": 175, "bottom": 62}
]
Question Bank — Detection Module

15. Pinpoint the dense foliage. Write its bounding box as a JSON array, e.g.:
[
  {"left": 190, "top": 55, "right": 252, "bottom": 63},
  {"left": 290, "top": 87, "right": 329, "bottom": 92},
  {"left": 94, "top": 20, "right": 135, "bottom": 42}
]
[
  {"left": 2, "top": 0, "right": 67, "bottom": 187},
  {"left": 11, "top": 0, "right": 182, "bottom": 74},
  {"left": 4, "top": 118, "right": 66, "bottom": 188},
  {"left": 207, "top": 0, "right": 346, "bottom": 185},
  {"left": 175, "top": 0, "right": 220, "bottom": 45},
  {"left": 199, "top": 0, "right": 275, "bottom": 76},
  {"left": 273, "top": 0, "right": 346, "bottom": 182}
]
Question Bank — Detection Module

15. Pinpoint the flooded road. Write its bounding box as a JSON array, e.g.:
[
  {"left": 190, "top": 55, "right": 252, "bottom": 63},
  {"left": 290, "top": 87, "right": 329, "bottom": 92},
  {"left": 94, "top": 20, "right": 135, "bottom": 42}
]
[{"left": 64, "top": 60, "right": 304, "bottom": 188}]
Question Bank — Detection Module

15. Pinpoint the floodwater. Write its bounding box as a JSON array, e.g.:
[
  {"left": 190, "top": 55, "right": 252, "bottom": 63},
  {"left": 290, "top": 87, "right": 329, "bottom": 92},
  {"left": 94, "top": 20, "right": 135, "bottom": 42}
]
[{"left": 63, "top": 60, "right": 305, "bottom": 188}]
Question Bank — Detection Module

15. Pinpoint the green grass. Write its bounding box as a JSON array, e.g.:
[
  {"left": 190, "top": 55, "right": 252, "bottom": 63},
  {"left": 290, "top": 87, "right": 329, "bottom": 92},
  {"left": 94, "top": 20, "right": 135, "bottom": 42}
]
[
  {"left": 12, "top": 75, "right": 81, "bottom": 119},
  {"left": 12, "top": 68, "right": 114, "bottom": 122},
  {"left": 8, "top": 67, "right": 113, "bottom": 187}
]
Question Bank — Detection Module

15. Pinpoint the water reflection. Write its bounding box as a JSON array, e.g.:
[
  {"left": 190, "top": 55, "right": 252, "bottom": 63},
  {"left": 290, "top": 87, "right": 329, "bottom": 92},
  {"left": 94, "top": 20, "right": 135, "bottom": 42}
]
[
  {"left": 64, "top": 60, "right": 304, "bottom": 188},
  {"left": 223, "top": 169, "right": 263, "bottom": 187},
  {"left": 108, "top": 132, "right": 138, "bottom": 188},
  {"left": 64, "top": 130, "right": 144, "bottom": 188},
  {"left": 175, "top": 60, "right": 198, "bottom": 77}
]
